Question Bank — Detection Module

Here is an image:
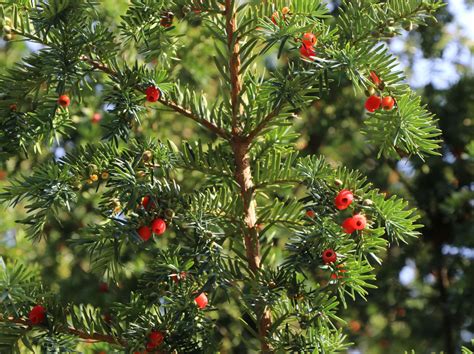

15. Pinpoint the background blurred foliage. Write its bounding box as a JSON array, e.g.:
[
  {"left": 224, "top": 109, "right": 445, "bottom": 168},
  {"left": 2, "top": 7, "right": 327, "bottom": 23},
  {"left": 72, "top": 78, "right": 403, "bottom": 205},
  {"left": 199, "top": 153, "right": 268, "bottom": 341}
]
[{"left": 0, "top": 0, "right": 472, "bottom": 352}]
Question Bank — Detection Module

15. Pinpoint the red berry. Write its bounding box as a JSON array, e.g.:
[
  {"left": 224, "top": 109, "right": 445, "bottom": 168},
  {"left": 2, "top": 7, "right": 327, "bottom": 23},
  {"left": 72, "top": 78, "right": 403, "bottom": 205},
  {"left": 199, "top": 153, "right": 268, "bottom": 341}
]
[
  {"left": 322, "top": 249, "right": 337, "bottom": 264},
  {"left": 9, "top": 103, "right": 17, "bottom": 111},
  {"left": 141, "top": 195, "right": 156, "bottom": 209},
  {"left": 271, "top": 11, "right": 279, "bottom": 25},
  {"left": 369, "top": 71, "right": 381, "bottom": 85},
  {"left": 138, "top": 225, "right": 152, "bottom": 241},
  {"left": 351, "top": 214, "right": 367, "bottom": 230},
  {"left": 334, "top": 189, "right": 354, "bottom": 210},
  {"left": 99, "top": 282, "right": 109, "bottom": 293},
  {"left": 92, "top": 112, "right": 102, "bottom": 123},
  {"left": 160, "top": 12, "right": 174, "bottom": 28},
  {"left": 145, "top": 86, "right": 161, "bottom": 102},
  {"left": 281, "top": 6, "right": 290, "bottom": 15},
  {"left": 302, "top": 32, "right": 317, "bottom": 47},
  {"left": 28, "top": 305, "right": 46, "bottom": 325},
  {"left": 57, "top": 95, "right": 70, "bottom": 107},
  {"left": 305, "top": 210, "right": 315, "bottom": 218},
  {"left": 300, "top": 44, "right": 316, "bottom": 60},
  {"left": 150, "top": 218, "right": 166, "bottom": 235},
  {"left": 365, "top": 95, "right": 382, "bottom": 112},
  {"left": 342, "top": 217, "right": 356, "bottom": 234},
  {"left": 147, "top": 331, "right": 165, "bottom": 348},
  {"left": 103, "top": 313, "right": 113, "bottom": 323},
  {"left": 194, "top": 292, "right": 208, "bottom": 309},
  {"left": 381, "top": 96, "right": 395, "bottom": 110}
]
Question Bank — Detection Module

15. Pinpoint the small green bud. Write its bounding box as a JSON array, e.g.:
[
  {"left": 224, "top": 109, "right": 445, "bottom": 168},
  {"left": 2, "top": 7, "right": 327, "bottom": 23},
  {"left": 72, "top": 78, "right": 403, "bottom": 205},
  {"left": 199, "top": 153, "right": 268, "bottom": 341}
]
[
  {"left": 142, "top": 150, "right": 153, "bottom": 162},
  {"left": 403, "top": 21, "right": 415, "bottom": 31},
  {"left": 182, "top": 5, "right": 191, "bottom": 14},
  {"left": 87, "top": 163, "right": 98, "bottom": 173},
  {"left": 73, "top": 181, "right": 83, "bottom": 190},
  {"left": 164, "top": 208, "right": 175, "bottom": 218},
  {"left": 3, "top": 25, "right": 12, "bottom": 34},
  {"left": 365, "top": 86, "right": 376, "bottom": 97},
  {"left": 334, "top": 179, "right": 343, "bottom": 187}
]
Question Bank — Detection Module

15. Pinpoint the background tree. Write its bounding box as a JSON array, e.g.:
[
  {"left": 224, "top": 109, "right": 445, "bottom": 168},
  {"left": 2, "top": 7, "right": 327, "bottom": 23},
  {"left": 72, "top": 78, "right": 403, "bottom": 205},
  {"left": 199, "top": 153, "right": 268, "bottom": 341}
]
[{"left": 0, "top": 0, "right": 446, "bottom": 352}]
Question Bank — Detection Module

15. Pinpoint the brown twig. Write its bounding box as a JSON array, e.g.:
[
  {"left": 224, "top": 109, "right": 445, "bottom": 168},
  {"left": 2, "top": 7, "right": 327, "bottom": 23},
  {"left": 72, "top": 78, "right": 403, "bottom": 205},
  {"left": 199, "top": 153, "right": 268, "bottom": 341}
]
[
  {"left": 246, "top": 107, "right": 281, "bottom": 143},
  {"left": 225, "top": 0, "right": 243, "bottom": 135},
  {"left": 79, "top": 55, "right": 230, "bottom": 140},
  {"left": 4, "top": 317, "right": 126, "bottom": 347}
]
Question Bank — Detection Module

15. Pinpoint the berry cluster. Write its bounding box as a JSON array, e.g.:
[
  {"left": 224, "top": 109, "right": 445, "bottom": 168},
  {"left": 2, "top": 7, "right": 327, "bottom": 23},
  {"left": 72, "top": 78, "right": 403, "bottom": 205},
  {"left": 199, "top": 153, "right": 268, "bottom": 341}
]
[
  {"left": 271, "top": 6, "right": 290, "bottom": 26},
  {"left": 330, "top": 264, "right": 347, "bottom": 280},
  {"left": 300, "top": 32, "right": 317, "bottom": 60},
  {"left": 300, "top": 32, "right": 318, "bottom": 60},
  {"left": 364, "top": 71, "right": 395, "bottom": 112},
  {"left": 320, "top": 188, "right": 369, "bottom": 267},
  {"left": 2, "top": 17, "right": 13, "bottom": 41},
  {"left": 342, "top": 214, "right": 367, "bottom": 234},
  {"left": 334, "top": 189, "right": 368, "bottom": 234},
  {"left": 137, "top": 195, "right": 167, "bottom": 241},
  {"left": 269, "top": 6, "right": 318, "bottom": 61},
  {"left": 85, "top": 164, "right": 109, "bottom": 185}
]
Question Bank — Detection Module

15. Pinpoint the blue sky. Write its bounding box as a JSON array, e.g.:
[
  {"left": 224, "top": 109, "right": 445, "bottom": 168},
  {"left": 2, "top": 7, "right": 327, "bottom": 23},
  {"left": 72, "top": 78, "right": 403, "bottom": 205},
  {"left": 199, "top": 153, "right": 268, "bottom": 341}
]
[{"left": 392, "top": 0, "right": 474, "bottom": 89}]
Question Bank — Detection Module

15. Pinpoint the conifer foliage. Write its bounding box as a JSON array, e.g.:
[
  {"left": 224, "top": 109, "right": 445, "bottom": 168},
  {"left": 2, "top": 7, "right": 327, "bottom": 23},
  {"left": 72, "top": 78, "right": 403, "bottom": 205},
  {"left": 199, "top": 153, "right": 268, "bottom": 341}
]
[{"left": 0, "top": 0, "right": 443, "bottom": 352}]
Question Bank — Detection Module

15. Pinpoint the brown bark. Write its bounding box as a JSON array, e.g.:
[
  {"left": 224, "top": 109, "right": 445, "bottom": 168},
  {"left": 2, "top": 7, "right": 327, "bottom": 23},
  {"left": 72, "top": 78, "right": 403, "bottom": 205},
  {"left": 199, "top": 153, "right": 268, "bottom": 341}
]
[
  {"left": 225, "top": 1, "right": 273, "bottom": 351},
  {"left": 225, "top": 0, "right": 242, "bottom": 134}
]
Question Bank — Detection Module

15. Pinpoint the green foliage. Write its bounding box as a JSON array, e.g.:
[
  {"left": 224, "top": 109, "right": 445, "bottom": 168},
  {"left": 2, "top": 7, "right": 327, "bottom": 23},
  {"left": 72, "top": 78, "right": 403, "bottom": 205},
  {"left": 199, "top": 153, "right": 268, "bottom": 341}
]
[
  {"left": 0, "top": 0, "right": 446, "bottom": 352},
  {"left": 364, "top": 93, "right": 442, "bottom": 158}
]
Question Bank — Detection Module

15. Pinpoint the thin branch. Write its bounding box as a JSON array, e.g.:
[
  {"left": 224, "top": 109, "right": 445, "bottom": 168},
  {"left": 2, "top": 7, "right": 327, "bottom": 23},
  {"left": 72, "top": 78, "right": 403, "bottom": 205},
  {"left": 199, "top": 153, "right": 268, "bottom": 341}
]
[
  {"left": 4, "top": 317, "right": 126, "bottom": 347},
  {"left": 79, "top": 55, "right": 230, "bottom": 140},
  {"left": 246, "top": 107, "right": 282, "bottom": 143}
]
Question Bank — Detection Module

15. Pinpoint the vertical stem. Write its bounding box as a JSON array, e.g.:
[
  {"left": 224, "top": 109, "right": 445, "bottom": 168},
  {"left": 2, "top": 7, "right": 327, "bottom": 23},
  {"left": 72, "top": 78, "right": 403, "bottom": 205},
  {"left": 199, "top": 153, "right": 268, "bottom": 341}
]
[
  {"left": 232, "top": 139, "right": 260, "bottom": 271},
  {"left": 232, "top": 137, "right": 272, "bottom": 352},
  {"left": 225, "top": 0, "right": 242, "bottom": 135},
  {"left": 225, "top": 0, "right": 273, "bottom": 351}
]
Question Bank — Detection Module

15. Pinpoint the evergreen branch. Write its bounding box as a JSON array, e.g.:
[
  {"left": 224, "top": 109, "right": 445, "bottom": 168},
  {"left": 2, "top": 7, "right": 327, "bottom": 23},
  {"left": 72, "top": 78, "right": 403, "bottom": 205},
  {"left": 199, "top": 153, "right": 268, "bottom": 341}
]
[
  {"left": 79, "top": 55, "right": 230, "bottom": 139},
  {"left": 3, "top": 317, "right": 126, "bottom": 347},
  {"left": 246, "top": 107, "right": 281, "bottom": 143},
  {"left": 349, "top": 1, "right": 424, "bottom": 45}
]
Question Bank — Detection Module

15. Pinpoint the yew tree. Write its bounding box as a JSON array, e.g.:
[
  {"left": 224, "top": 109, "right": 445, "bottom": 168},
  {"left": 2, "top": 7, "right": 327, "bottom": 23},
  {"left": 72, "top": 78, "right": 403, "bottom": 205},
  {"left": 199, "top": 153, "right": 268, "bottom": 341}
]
[{"left": 0, "top": 0, "right": 443, "bottom": 352}]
